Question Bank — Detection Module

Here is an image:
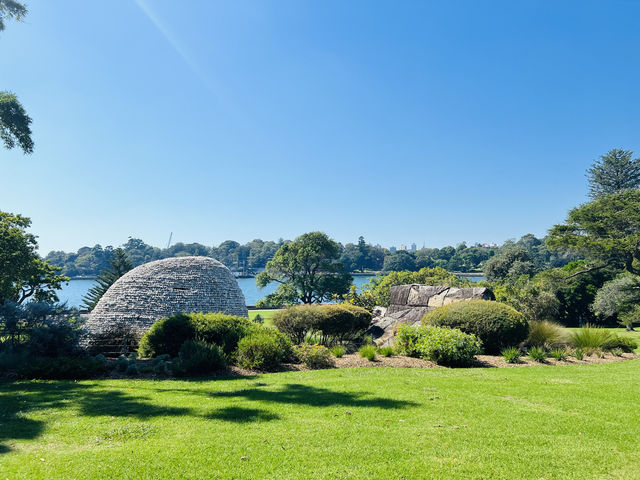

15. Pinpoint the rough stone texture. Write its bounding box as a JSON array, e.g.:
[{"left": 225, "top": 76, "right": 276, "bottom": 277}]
[
  {"left": 83, "top": 256, "right": 247, "bottom": 353},
  {"left": 368, "top": 284, "right": 494, "bottom": 346}
]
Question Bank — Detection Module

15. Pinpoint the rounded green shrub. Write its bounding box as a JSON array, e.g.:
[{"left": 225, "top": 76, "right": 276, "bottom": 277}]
[
  {"left": 235, "top": 329, "right": 293, "bottom": 371},
  {"left": 396, "top": 325, "right": 481, "bottom": 366},
  {"left": 359, "top": 344, "right": 377, "bottom": 361},
  {"left": 189, "top": 313, "right": 255, "bottom": 356},
  {"left": 294, "top": 344, "right": 335, "bottom": 369},
  {"left": 272, "top": 305, "right": 324, "bottom": 344},
  {"left": 315, "top": 304, "right": 371, "bottom": 344},
  {"left": 173, "top": 339, "right": 226, "bottom": 376},
  {"left": 422, "top": 300, "right": 528, "bottom": 354},
  {"left": 138, "top": 314, "right": 196, "bottom": 358}
]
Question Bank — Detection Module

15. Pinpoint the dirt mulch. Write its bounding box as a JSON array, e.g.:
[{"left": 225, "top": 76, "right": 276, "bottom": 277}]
[
  {"left": 334, "top": 353, "right": 442, "bottom": 369},
  {"left": 474, "top": 352, "right": 639, "bottom": 368}
]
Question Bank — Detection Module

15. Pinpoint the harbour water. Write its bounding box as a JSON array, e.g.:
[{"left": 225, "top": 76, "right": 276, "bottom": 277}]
[{"left": 55, "top": 274, "right": 485, "bottom": 308}]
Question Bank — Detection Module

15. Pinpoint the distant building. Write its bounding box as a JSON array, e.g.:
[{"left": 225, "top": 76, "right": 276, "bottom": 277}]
[
  {"left": 480, "top": 242, "right": 499, "bottom": 248},
  {"left": 398, "top": 245, "right": 407, "bottom": 251},
  {"left": 389, "top": 246, "right": 397, "bottom": 253},
  {"left": 410, "top": 243, "right": 417, "bottom": 252}
]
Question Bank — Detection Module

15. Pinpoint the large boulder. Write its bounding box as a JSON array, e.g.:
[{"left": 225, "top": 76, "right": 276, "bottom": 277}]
[{"left": 367, "top": 284, "right": 494, "bottom": 346}]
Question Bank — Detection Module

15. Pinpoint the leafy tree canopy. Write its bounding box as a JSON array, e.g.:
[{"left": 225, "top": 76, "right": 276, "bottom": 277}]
[
  {"left": 587, "top": 148, "right": 640, "bottom": 199},
  {"left": 0, "top": 211, "right": 68, "bottom": 304},
  {"left": 256, "top": 231, "right": 352, "bottom": 305},
  {"left": 547, "top": 190, "right": 640, "bottom": 275},
  {"left": 0, "top": 0, "right": 26, "bottom": 32}
]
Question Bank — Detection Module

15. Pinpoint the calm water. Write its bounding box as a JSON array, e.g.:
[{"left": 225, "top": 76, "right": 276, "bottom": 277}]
[{"left": 55, "top": 275, "right": 379, "bottom": 308}]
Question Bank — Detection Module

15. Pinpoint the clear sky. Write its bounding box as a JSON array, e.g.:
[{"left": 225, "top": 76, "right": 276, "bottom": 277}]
[{"left": 1, "top": 0, "right": 639, "bottom": 255}]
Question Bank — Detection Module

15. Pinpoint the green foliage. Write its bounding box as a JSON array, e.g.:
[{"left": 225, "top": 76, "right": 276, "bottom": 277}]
[
  {"left": 330, "top": 345, "right": 346, "bottom": 357},
  {"left": 0, "top": 1, "right": 27, "bottom": 31},
  {"left": 173, "top": 340, "right": 226, "bottom": 376},
  {"left": 294, "top": 343, "right": 334, "bottom": 369},
  {"left": 0, "top": 211, "right": 68, "bottom": 305},
  {"left": 573, "top": 348, "right": 584, "bottom": 360},
  {"left": 125, "top": 363, "right": 139, "bottom": 376},
  {"left": 81, "top": 248, "right": 132, "bottom": 311},
  {"left": 272, "top": 304, "right": 323, "bottom": 343},
  {"left": 483, "top": 245, "right": 537, "bottom": 283},
  {"left": 256, "top": 232, "right": 352, "bottom": 305},
  {"left": 547, "top": 190, "right": 640, "bottom": 276},
  {"left": 359, "top": 344, "right": 377, "bottom": 361},
  {"left": 138, "top": 314, "right": 196, "bottom": 358},
  {"left": 379, "top": 346, "right": 394, "bottom": 357},
  {"left": 235, "top": 329, "right": 293, "bottom": 371},
  {"left": 525, "top": 320, "right": 567, "bottom": 349},
  {"left": 138, "top": 312, "right": 254, "bottom": 358},
  {"left": 345, "top": 267, "right": 470, "bottom": 310},
  {"left": 501, "top": 347, "right": 521, "bottom": 363},
  {"left": 313, "top": 304, "right": 371, "bottom": 345},
  {"left": 383, "top": 251, "right": 416, "bottom": 272},
  {"left": 340, "top": 236, "right": 385, "bottom": 272},
  {"left": 422, "top": 300, "right": 529, "bottom": 354},
  {"left": 550, "top": 348, "right": 567, "bottom": 361},
  {"left": 528, "top": 346, "right": 547, "bottom": 362},
  {"left": 395, "top": 325, "right": 482, "bottom": 366},
  {"left": 0, "top": 90, "right": 33, "bottom": 154},
  {"left": 587, "top": 149, "right": 640, "bottom": 199},
  {"left": 592, "top": 273, "right": 640, "bottom": 329},
  {"left": 569, "top": 326, "right": 637, "bottom": 353}
]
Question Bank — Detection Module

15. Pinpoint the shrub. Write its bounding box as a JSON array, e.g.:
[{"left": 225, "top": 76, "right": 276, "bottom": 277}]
[
  {"left": 330, "top": 345, "right": 346, "bottom": 358},
  {"left": 17, "top": 356, "right": 109, "bottom": 380},
  {"left": 379, "top": 346, "right": 394, "bottom": 357},
  {"left": 550, "top": 348, "right": 567, "bottom": 361},
  {"left": 611, "top": 348, "right": 624, "bottom": 357},
  {"left": 570, "top": 326, "right": 637, "bottom": 353},
  {"left": 236, "top": 329, "right": 293, "bottom": 371},
  {"left": 395, "top": 324, "right": 423, "bottom": 357},
  {"left": 502, "top": 347, "right": 521, "bottom": 364},
  {"left": 294, "top": 344, "right": 334, "bottom": 369},
  {"left": 422, "top": 300, "right": 529, "bottom": 354},
  {"left": 414, "top": 326, "right": 482, "bottom": 367},
  {"left": 525, "top": 320, "right": 567, "bottom": 349},
  {"left": 315, "top": 304, "right": 371, "bottom": 345},
  {"left": 272, "top": 305, "right": 323, "bottom": 344},
  {"left": 359, "top": 344, "right": 377, "bottom": 361},
  {"left": 138, "top": 313, "right": 255, "bottom": 358},
  {"left": 528, "top": 346, "right": 547, "bottom": 362},
  {"left": 125, "top": 363, "right": 139, "bottom": 376},
  {"left": 153, "top": 360, "right": 169, "bottom": 375},
  {"left": 138, "top": 314, "right": 195, "bottom": 357},
  {"left": 173, "top": 340, "right": 226, "bottom": 376},
  {"left": 573, "top": 348, "right": 584, "bottom": 360},
  {"left": 606, "top": 335, "right": 638, "bottom": 353}
]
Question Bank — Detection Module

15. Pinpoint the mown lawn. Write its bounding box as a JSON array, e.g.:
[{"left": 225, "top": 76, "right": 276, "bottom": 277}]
[
  {"left": 248, "top": 309, "right": 280, "bottom": 327},
  {"left": 1, "top": 361, "right": 640, "bottom": 479}
]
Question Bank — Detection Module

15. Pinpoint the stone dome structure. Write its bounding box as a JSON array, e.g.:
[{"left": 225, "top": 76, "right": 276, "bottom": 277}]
[{"left": 83, "top": 256, "right": 247, "bottom": 353}]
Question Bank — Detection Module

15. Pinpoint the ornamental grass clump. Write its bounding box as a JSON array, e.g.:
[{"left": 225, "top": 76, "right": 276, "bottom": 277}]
[
  {"left": 501, "top": 347, "right": 521, "bottom": 364},
  {"left": 422, "top": 300, "right": 528, "bottom": 354},
  {"left": 570, "top": 326, "right": 637, "bottom": 352},
  {"left": 525, "top": 320, "right": 567, "bottom": 349},
  {"left": 359, "top": 344, "right": 377, "bottom": 361},
  {"left": 330, "top": 345, "right": 346, "bottom": 358},
  {"left": 379, "top": 346, "right": 394, "bottom": 357},
  {"left": 550, "top": 348, "right": 567, "bottom": 361},
  {"left": 528, "top": 346, "right": 547, "bottom": 363}
]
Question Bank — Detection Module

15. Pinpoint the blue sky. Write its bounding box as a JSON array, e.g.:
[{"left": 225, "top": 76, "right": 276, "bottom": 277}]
[{"left": 1, "top": 0, "right": 639, "bottom": 254}]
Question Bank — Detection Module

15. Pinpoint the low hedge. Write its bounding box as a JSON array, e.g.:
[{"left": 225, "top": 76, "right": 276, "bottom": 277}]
[
  {"left": 422, "top": 300, "right": 529, "bottom": 354},
  {"left": 235, "top": 329, "right": 293, "bottom": 371}
]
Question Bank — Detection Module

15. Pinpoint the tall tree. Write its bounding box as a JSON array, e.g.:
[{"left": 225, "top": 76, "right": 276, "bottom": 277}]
[
  {"left": 547, "top": 190, "right": 640, "bottom": 275},
  {"left": 587, "top": 149, "right": 640, "bottom": 199},
  {"left": 0, "top": 1, "right": 33, "bottom": 154},
  {"left": 0, "top": 211, "right": 68, "bottom": 304},
  {"left": 256, "top": 232, "right": 352, "bottom": 305},
  {"left": 81, "top": 249, "right": 132, "bottom": 311}
]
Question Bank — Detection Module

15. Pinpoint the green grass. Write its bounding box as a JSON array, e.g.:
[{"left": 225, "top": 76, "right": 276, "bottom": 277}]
[
  {"left": 248, "top": 309, "right": 281, "bottom": 327},
  {"left": 2, "top": 361, "right": 640, "bottom": 479},
  {"left": 564, "top": 327, "right": 640, "bottom": 353}
]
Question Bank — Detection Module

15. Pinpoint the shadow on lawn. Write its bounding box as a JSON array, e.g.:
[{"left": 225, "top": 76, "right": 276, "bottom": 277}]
[{"left": 0, "top": 379, "right": 418, "bottom": 453}]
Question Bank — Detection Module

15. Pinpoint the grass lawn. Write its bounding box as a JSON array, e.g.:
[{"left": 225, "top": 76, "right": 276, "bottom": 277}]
[
  {"left": 564, "top": 326, "right": 640, "bottom": 352},
  {"left": 248, "top": 309, "right": 281, "bottom": 327},
  {"left": 2, "top": 361, "right": 640, "bottom": 479}
]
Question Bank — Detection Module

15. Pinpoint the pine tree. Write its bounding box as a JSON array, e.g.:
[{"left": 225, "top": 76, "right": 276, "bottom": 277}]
[
  {"left": 81, "top": 248, "right": 132, "bottom": 311},
  {"left": 587, "top": 149, "right": 640, "bottom": 199}
]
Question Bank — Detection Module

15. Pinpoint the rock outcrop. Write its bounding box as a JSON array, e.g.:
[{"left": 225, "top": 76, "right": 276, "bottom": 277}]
[{"left": 367, "top": 284, "right": 494, "bottom": 346}]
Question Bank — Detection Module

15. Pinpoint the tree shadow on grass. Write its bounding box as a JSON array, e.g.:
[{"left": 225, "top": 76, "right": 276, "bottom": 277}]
[
  {"left": 206, "top": 406, "right": 280, "bottom": 423},
  {"left": 211, "top": 383, "right": 419, "bottom": 410}
]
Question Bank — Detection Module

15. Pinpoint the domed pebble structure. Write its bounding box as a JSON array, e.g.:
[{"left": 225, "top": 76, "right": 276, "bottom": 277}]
[{"left": 83, "top": 256, "right": 247, "bottom": 354}]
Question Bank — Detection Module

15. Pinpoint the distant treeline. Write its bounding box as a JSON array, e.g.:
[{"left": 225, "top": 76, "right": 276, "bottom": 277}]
[{"left": 45, "top": 234, "right": 575, "bottom": 278}]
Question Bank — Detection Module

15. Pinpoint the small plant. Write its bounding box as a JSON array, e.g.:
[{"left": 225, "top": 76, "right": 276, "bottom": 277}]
[
  {"left": 174, "top": 339, "right": 226, "bottom": 376},
  {"left": 253, "top": 314, "right": 264, "bottom": 324},
  {"left": 330, "top": 345, "right": 346, "bottom": 358},
  {"left": 359, "top": 344, "right": 377, "bottom": 361},
  {"left": 501, "top": 347, "right": 521, "bottom": 364},
  {"left": 294, "top": 344, "right": 334, "bottom": 369},
  {"left": 125, "top": 363, "right": 139, "bottom": 376},
  {"left": 525, "top": 320, "right": 567, "bottom": 349},
  {"left": 593, "top": 348, "right": 605, "bottom": 358},
  {"left": 528, "top": 346, "right": 547, "bottom": 362},
  {"left": 379, "top": 346, "right": 394, "bottom": 357},
  {"left": 573, "top": 347, "right": 584, "bottom": 360},
  {"left": 550, "top": 348, "right": 567, "bottom": 361},
  {"left": 116, "top": 355, "right": 129, "bottom": 372},
  {"left": 611, "top": 347, "right": 624, "bottom": 357},
  {"left": 235, "top": 329, "right": 293, "bottom": 371}
]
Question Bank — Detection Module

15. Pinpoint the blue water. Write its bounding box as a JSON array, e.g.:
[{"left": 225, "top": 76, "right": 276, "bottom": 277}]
[{"left": 55, "top": 275, "right": 378, "bottom": 308}]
